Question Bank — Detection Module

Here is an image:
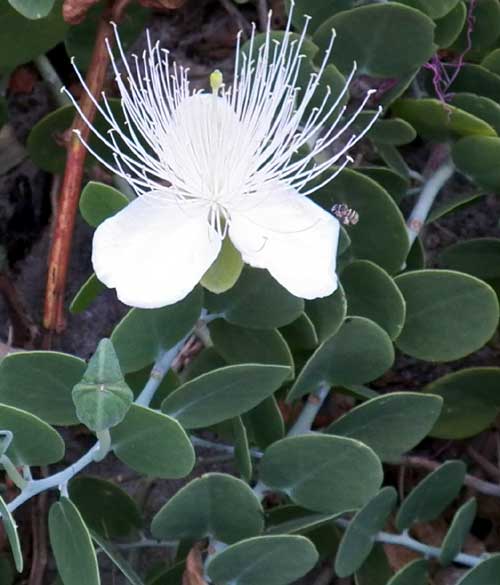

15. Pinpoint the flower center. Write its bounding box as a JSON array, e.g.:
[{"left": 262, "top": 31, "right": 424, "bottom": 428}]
[
  {"left": 208, "top": 201, "right": 231, "bottom": 239},
  {"left": 164, "top": 92, "right": 246, "bottom": 206}
]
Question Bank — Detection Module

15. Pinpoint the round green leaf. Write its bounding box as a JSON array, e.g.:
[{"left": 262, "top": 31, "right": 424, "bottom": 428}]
[
  {"left": 335, "top": 488, "right": 397, "bottom": 577},
  {"left": 27, "top": 100, "right": 124, "bottom": 174},
  {"left": 376, "top": 143, "right": 410, "bottom": 178},
  {"left": 440, "top": 498, "right": 477, "bottom": 566},
  {"left": 288, "top": 317, "right": 394, "bottom": 401},
  {"left": 451, "top": 93, "right": 500, "bottom": 135},
  {"left": 482, "top": 47, "right": 500, "bottom": 75},
  {"left": 396, "top": 460, "right": 466, "bottom": 531},
  {"left": 314, "top": 3, "right": 436, "bottom": 78},
  {"left": 0, "top": 351, "right": 85, "bottom": 426},
  {"left": 0, "top": 1, "right": 67, "bottom": 72},
  {"left": 288, "top": 0, "right": 356, "bottom": 32},
  {"left": 425, "top": 368, "right": 500, "bottom": 439},
  {"left": 449, "top": 64, "right": 500, "bottom": 102},
  {"left": 205, "top": 267, "right": 304, "bottom": 329},
  {"left": 305, "top": 286, "right": 347, "bottom": 343},
  {"left": 358, "top": 167, "right": 410, "bottom": 203},
  {"left": 395, "top": 270, "right": 499, "bottom": 362},
  {"left": 280, "top": 313, "right": 319, "bottom": 352},
  {"left": 65, "top": 2, "right": 150, "bottom": 71},
  {"left": 0, "top": 495, "right": 23, "bottom": 573},
  {"left": 455, "top": 554, "right": 500, "bottom": 585},
  {"left": 326, "top": 393, "right": 443, "bottom": 462},
  {"left": 397, "top": 0, "right": 459, "bottom": 18},
  {"left": 387, "top": 559, "right": 428, "bottom": 585},
  {"left": 453, "top": 0, "right": 500, "bottom": 53},
  {"left": 161, "top": 364, "right": 290, "bottom": 429},
  {"left": 8, "top": 0, "right": 55, "bottom": 19},
  {"left": 265, "top": 504, "right": 339, "bottom": 537},
  {"left": 69, "top": 273, "right": 105, "bottom": 314},
  {"left": 435, "top": 1, "right": 467, "bottom": 48},
  {"left": 242, "top": 396, "right": 285, "bottom": 450},
  {"left": 110, "top": 405, "right": 195, "bottom": 478},
  {"left": 355, "top": 113, "right": 417, "bottom": 146},
  {"left": 79, "top": 182, "right": 129, "bottom": 228},
  {"left": 49, "top": 497, "right": 99, "bottom": 585},
  {"left": 209, "top": 320, "right": 293, "bottom": 372},
  {"left": 0, "top": 404, "right": 64, "bottom": 466},
  {"left": 379, "top": 69, "right": 421, "bottom": 110},
  {"left": 260, "top": 435, "right": 383, "bottom": 514},
  {"left": 72, "top": 339, "right": 133, "bottom": 432},
  {"left": 241, "top": 30, "right": 319, "bottom": 62},
  {"left": 152, "top": 473, "right": 264, "bottom": 544},
  {"left": 314, "top": 169, "right": 409, "bottom": 274},
  {"left": 427, "top": 192, "right": 484, "bottom": 223},
  {"left": 392, "top": 98, "right": 496, "bottom": 140},
  {"left": 111, "top": 286, "right": 202, "bottom": 373},
  {"left": 69, "top": 476, "right": 142, "bottom": 539},
  {"left": 206, "top": 535, "right": 319, "bottom": 585},
  {"left": 341, "top": 260, "right": 406, "bottom": 340},
  {"left": 440, "top": 238, "right": 500, "bottom": 282},
  {"left": 296, "top": 62, "right": 348, "bottom": 126},
  {"left": 453, "top": 135, "right": 500, "bottom": 190}
]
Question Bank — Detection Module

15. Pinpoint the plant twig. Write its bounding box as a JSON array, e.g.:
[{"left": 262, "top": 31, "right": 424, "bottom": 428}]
[
  {"left": 335, "top": 518, "right": 484, "bottom": 568},
  {"left": 3, "top": 334, "right": 186, "bottom": 516},
  {"left": 406, "top": 154, "right": 454, "bottom": 248},
  {"left": 34, "top": 56, "right": 69, "bottom": 108},
  {"left": 135, "top": 338, "right": 188, "bottom": 406},
  {"left": 43, "top": 0, "right": 130, "bottom": 338},
  {"left": 257, "top": 0, "right": 268, "bottom": 31},
  {"left": 287, "top": 383, "right": 330, "bottom": 436},
  {"left": 28, "top": 476, "right": 48, "bottom": 585},
  {"left": 191, "top": 436, "right": 263, "bottom": 459},
  {"left": 466, "top": 445, "right": 500, "bottom": 481},
  {"left": 218, "top": 0, "right": 252, "bottom": 36},
  {"left": 401, "top": 455, "right": 500, "bottom": 498}
]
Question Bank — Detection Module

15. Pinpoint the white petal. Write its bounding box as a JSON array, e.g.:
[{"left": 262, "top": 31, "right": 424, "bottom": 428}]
[
  {"left": 229, "top": 185, "right": 339, "bottom": 299},
  {"left": 92, "top": 193, "right": 221, "bottom": 308}
]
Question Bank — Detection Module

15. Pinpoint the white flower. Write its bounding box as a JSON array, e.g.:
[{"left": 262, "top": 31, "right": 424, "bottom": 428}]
[{"left": 66, "top": 7, "right": 379, "bottom": 309}]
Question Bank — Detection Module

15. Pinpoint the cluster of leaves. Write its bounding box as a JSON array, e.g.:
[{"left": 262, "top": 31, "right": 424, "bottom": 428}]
[{"left": 2, "top": 0, "right": 500, "bottom": 584}]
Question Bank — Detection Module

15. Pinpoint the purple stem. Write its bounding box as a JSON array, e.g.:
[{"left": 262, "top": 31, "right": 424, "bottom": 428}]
[{"left": 424, "top": 0, "right": 477, "bottom": 103}]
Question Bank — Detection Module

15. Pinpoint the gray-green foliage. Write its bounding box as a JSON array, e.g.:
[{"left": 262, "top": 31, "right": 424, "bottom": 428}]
[{"left": 2, "top": 0, "right": 500, "bottom": 583}]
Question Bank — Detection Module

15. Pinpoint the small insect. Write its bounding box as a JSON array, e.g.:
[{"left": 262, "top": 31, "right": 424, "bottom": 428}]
[{"left": 330, "top": 203, "right": 360, "bottom": 226}]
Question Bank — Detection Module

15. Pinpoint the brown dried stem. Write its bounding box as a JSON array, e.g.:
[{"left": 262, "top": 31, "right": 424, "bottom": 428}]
[{"left": 43, "top": 0, "right": 130, "bottom": 339}]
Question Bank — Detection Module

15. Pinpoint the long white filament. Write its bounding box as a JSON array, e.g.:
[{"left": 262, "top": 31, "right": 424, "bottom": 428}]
[{"left": 63, "top": 3, "right": 382, "bottom": 229}]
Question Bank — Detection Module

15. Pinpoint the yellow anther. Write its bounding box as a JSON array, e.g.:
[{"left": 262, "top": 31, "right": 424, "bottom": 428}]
[{"left": 210, "top": 69, "right": 224, "bottom": 94}]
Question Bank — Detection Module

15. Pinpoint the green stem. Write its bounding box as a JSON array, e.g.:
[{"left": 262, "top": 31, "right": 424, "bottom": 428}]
[
  {"left": 34, "top": 55, "right": 69, "bottom": 108},
  {"left": 93, "top": 430, "right": 112, "bottom": 462},
  {"left": 1, "top": 455, "right": 27, "bottom": 490}
]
